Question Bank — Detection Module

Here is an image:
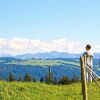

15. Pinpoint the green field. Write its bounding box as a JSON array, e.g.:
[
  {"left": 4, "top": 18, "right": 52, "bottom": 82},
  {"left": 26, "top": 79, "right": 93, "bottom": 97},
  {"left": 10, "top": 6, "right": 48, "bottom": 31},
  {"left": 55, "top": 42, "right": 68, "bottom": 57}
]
[
  {"left": 0, "top": 81, "right": 100, "bottom": 100},
  {"left": 6, "top": 59, "right": 80, "bottom": 67}
]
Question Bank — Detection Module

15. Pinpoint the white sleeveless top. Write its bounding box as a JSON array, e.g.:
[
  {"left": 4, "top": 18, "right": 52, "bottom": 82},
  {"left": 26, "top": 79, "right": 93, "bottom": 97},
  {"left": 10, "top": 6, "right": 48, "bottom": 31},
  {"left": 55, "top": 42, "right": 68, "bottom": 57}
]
[{"left": 83, "top": 50, "right": 93, "bottom": 68}]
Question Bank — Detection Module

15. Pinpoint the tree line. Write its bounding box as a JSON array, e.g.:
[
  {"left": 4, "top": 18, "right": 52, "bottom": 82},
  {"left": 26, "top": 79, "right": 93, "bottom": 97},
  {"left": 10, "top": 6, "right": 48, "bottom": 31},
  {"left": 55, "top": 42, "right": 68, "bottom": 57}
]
[{"left": 0, "top": 72, "right": 80, "bottom": 85}]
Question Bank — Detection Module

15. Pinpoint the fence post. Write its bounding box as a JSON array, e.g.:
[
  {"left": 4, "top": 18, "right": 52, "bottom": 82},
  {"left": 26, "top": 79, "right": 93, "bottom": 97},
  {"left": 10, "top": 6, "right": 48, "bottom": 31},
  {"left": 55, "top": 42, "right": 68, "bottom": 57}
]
[{"left": 80, "top": 56, "right": 88, "bottom": 100}]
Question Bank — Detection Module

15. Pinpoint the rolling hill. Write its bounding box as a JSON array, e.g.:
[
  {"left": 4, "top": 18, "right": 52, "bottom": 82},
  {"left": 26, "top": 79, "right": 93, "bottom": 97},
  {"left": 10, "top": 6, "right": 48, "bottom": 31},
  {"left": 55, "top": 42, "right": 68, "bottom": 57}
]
[{"left": 0, "top": 57, "right": 100, "bottom": 81}]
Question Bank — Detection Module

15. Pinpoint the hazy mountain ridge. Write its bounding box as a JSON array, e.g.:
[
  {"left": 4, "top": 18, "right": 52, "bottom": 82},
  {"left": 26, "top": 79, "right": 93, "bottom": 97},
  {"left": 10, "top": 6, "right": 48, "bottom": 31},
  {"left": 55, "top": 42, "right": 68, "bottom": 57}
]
[
  {"left": 15, "top": 51, "right": 82, "bottom": 60},
  {"left": 0, "top": 51, "right": 99, "bottom": 60},
  {"left": 15, "top": 52, "right": 100, "bottom": 60}
]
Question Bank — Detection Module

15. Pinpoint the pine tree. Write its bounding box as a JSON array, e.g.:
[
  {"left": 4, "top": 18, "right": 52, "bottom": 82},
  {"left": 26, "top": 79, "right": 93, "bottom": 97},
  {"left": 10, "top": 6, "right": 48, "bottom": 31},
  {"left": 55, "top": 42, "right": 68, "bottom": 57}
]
[
  {"left": 59, "top": 76, "right": 70, "bottom": 85},
  {"left": 33, "top": 76, "right": 37, "bottom": 82},
  {"left": 45, "top": 73, "right": 54, "bottom": 84},
  {"left": 24, "top": 73, "right": 32, "bottom": 82},
  {"left": 40, "top": 77, "right": 44, "bottom": 83},
  {"left": 45, "top": 66, "right": 54, "bottom": 84},
  {"left": 8, "top": 73, "right": 15, "bottom": 82}
]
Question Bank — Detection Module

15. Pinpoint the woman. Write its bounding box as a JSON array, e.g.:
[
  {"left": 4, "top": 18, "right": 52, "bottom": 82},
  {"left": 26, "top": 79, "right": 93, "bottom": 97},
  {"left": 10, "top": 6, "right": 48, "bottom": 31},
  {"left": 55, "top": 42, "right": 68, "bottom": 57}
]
[{"left": 83, "top": 44, "right": 93, "bottom": 82}]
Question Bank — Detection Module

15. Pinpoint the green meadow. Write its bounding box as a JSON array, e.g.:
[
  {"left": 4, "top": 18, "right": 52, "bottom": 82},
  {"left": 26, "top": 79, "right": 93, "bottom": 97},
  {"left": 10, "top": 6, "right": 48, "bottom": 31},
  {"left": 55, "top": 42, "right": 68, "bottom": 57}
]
[
  {"left": 0, "top": 81, "right": 99, "bottom": 100},
  {"left": 5, "top": 59, "right": 80, "bottom": 67}
]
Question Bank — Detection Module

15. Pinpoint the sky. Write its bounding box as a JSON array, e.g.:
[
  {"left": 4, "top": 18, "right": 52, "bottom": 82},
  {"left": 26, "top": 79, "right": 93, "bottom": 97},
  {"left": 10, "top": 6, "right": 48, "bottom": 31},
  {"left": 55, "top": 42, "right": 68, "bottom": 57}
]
[{"left": 0, "top": 0, "right": 100, "bottom": 55}]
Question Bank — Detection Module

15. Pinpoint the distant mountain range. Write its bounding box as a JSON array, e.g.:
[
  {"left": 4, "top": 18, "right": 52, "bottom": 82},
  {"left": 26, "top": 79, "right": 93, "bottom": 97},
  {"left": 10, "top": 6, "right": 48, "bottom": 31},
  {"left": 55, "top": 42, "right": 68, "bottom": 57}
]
[
  {"left": 0, "top": 51, "right": 100, "bottom": 60},
  {"left": 14, "top": 51, "right": 81, "bottom": 60}
]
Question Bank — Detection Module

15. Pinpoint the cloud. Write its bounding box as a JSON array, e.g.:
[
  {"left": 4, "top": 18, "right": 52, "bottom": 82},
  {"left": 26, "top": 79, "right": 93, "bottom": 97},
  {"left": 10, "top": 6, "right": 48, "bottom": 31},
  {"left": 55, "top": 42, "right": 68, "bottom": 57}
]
[
  {"left": 0, "top": 37, "right": 99, "bottom": 55},
  {"left": 0, "top": 38, "right": 7, "bottom": 48}
]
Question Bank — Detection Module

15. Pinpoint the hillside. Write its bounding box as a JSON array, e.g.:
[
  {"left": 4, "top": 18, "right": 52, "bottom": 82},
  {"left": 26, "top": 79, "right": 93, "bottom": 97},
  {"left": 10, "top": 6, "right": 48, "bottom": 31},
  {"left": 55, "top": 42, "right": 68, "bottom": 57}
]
[
  {"left": 0, "top": 81, "right": 100, "bottom": 100},
  {"left": 0, "top": 58, "right": 100, "bottom": 80}
]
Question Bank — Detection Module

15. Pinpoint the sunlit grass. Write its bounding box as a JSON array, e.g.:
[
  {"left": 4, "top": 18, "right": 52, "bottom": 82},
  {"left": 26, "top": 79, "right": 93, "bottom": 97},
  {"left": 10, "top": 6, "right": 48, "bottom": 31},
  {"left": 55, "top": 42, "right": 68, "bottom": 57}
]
[{"left": 0, "top": 81, "right": 99, "bottom": 100}]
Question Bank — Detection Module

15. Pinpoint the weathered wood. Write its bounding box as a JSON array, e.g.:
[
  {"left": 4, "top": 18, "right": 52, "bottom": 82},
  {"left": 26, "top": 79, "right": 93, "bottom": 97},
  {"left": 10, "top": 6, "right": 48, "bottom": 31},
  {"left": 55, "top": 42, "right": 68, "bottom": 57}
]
[{"left": 80, "top": 56, "right": 88, "bottom": 100}]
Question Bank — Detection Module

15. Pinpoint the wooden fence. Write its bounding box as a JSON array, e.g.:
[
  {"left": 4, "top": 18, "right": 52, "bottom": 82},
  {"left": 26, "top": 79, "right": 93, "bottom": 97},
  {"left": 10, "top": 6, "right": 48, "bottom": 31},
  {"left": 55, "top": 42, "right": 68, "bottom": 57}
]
[
  {"left": 80, "top": 56, "right": 88, "bottom": 100},
  {"left": 80, "top": 55, "right": 93, "bottom": 100}
]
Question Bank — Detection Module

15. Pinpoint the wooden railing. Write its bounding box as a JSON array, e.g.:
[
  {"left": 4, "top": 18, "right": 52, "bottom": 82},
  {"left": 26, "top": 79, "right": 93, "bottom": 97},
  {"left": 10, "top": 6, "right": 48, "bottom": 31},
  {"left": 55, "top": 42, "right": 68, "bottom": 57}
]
[
  {"left": 80, "top": 56, "right": 88, "bottom": 100},
  {"left": 80, "top": 55, "right": 100, "bottom": 100}
]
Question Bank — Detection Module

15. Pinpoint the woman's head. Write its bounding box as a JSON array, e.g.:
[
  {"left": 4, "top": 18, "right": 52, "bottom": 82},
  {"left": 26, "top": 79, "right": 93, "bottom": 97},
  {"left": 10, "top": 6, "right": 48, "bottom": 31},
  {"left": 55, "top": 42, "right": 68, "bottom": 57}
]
[{"left": 86, "top": 44, "right": 91, "bottom": 51}]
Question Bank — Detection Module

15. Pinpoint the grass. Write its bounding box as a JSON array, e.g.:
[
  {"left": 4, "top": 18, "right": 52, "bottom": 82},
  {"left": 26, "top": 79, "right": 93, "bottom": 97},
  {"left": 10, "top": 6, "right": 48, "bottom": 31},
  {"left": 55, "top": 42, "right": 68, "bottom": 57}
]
[
  {"left": 96, "top": 68, "right": 100, "bottom": 71},
  {"left": 0, "top": 81, "right": 100, "bottom": 100},
  {"left": 6, "top": 59, "right": 80, "bottom": 67}
]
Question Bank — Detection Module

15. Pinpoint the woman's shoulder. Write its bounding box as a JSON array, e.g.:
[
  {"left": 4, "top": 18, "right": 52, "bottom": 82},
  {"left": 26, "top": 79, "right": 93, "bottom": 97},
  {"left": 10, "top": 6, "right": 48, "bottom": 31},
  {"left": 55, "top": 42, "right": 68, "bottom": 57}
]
[{"left": 83, "top": 51, "right": 93, "bottom": 56}]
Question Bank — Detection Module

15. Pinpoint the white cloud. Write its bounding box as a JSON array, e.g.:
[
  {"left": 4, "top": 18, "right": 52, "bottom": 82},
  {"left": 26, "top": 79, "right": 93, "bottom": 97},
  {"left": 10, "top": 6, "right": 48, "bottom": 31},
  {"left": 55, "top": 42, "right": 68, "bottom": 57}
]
[
  {"left": 0, "top": 38, "right": 7, "bottom": 48},
  {"left": 93, "top": 44, "right": 100, "bottom": 53},
  {"left": 0, "top": 37, "right": 99, "bottom": 55}
]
